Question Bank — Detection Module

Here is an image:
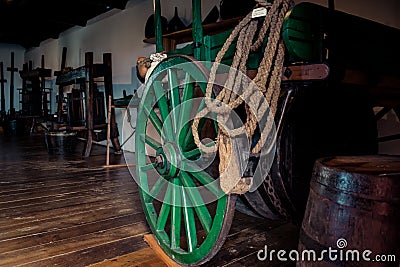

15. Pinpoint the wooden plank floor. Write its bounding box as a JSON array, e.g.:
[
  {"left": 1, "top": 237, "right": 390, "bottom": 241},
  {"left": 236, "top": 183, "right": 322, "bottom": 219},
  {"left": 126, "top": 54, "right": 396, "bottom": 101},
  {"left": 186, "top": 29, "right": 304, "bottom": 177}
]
[{"left": 0, "top": 134, "right": 299, "bottom": 267}]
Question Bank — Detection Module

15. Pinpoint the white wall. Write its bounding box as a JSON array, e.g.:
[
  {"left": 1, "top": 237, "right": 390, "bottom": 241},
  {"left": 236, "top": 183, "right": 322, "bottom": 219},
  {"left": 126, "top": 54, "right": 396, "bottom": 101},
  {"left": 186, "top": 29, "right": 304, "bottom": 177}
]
[
  {"left": 1, "top": 0, "right": 399, "bottom": 153},
  {"left": 23, "top": 0, "right": 222, "bottom": 152}
]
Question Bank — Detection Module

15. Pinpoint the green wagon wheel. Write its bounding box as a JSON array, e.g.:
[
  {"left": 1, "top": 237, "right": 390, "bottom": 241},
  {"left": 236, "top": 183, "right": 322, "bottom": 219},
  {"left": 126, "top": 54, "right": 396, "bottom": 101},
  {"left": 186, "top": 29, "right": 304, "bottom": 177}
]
[{"left": 135, "top": 55, "right": 236, "bottom": 266}]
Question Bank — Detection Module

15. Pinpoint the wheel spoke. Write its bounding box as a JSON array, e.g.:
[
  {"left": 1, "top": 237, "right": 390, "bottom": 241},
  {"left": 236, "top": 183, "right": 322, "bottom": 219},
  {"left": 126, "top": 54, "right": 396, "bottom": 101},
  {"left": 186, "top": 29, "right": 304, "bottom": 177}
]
[
  {"left": 168, "top": 69, "right": 180, "bottom": 135},
  {"left": 153, "top": 81, "right": 174, "bottom": 141},
  {"left": 178, "top": 74, "right": 194, "bottom": 146},
  {"left": 180, "top": 172, "right": 212, "bottom": 234},
  {"left": 149, "top": 177, "right": 168, "bottom": 199},
  {"left": 181, "top": 141, "right": 216, "bottom": 160},
  {"left": 183, "top": 98, "right": 207, "bottom": 150},
  {"left": 181, "top": 73, "right": 194, "bottom": 103},
  {"left": 144, "top": 106, "right": 163, "bottom": 136},
  {"left": 140, "top": 162, "right": 157, "bottom": 172},
  {"left": 171, "top": 178, "right": 182, "bottom": 249},
  {"left": 140, "top": 134, "right": 161, "bottom": 150},
  {"left": 183, "top": 128, "right": 196, "bottom": 151},
  {"left": 182, "top": 147, "right": 201, "bottom": 159},
  {"left": 182, "top": 162, "right": 222, "bottom": 197},
  {"left": 157, "top": 182, "right": 172, "bottom": 231},
  {"left": 181, "top": 185, "right": 197, "bottom": 252}
]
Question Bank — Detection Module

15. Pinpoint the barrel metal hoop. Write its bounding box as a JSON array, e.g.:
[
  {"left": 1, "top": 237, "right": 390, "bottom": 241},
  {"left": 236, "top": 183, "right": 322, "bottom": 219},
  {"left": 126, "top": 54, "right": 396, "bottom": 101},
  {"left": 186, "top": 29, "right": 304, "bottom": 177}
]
[{"left": 310, "top": 181, "right": 398, "bottom": 218}]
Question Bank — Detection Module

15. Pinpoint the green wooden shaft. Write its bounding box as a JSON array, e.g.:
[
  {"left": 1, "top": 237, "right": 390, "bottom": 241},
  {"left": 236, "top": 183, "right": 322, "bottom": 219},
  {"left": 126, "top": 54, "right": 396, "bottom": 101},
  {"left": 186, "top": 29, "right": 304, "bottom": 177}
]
[
  {"left": 181, "top": 187, "right": 197, "bottom": 252},
  {"left": 170, "top": 178, "right": 182, "bottom": 249},
  {"left": 192, "top": 0, "right": 203, "bottom": 59},
  {"left": 154, "top": 0, "right": 163, "bottom": 52},
  {"left": 156, "top": 183, "right": 171, "bottom": 230}
]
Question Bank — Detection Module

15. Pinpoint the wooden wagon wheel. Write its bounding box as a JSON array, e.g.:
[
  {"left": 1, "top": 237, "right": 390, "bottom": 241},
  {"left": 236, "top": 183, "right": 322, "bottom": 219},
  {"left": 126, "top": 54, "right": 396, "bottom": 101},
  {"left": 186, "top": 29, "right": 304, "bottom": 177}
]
[{"left": 135, "top": 55, "right": 237, "bottom": 266}]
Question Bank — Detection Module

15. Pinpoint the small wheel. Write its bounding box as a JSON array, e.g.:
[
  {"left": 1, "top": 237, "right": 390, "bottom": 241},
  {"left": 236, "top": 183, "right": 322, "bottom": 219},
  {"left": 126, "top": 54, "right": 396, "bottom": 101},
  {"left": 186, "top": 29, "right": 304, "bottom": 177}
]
[{"left": 135, "top": 55, "right": 236, "bottom": 266}]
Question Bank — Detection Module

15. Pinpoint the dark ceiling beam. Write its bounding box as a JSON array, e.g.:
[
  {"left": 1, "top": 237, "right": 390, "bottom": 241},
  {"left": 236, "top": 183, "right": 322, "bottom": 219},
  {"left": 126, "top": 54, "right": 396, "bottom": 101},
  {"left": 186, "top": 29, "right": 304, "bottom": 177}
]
[
  {"left": 45, "top": 15, "right": 88, "bottom": 27},
  {"left": 44, "top": 18, "right": 85, "bottom": 27},
  {"left": 1, "top": 0, "right": 29, "bottom": 7},
  {"left": 0, "top": 0, "right": 129, "bottom": 49}
]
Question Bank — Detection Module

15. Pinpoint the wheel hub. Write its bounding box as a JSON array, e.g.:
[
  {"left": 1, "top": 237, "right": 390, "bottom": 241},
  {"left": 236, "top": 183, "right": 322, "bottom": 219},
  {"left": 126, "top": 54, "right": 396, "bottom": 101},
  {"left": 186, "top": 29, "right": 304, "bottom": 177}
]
[{"left": 155, "top": 142, "right": 180, "bottom": 178}]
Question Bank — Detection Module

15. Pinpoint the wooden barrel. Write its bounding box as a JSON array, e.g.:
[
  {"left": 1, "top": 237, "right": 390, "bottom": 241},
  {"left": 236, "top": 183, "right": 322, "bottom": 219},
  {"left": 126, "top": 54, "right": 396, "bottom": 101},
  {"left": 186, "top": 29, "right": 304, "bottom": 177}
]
[{"left": 298, "top": 155, "right": 400, "bottom": 267}]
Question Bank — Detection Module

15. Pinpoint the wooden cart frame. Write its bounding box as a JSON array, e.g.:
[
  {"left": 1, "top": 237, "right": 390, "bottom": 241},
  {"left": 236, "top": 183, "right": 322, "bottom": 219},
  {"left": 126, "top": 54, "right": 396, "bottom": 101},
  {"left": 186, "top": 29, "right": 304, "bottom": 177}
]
[{"left": 134, "top": 1, "right": 400, "bottom": 265}]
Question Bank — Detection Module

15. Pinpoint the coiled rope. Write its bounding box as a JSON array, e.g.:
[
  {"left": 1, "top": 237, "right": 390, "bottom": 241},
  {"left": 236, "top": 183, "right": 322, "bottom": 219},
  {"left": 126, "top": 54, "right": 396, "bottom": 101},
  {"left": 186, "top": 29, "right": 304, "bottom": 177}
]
[{"left": 192, "top": 0, "right": 294, "bottom": 155}]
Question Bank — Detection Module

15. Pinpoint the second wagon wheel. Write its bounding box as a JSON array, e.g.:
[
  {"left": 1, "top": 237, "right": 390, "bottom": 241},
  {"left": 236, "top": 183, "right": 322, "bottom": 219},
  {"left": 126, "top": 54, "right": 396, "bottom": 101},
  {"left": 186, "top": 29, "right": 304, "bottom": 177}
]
[{"left": 135, "top": 55, "right": 237, "bottom": 266}]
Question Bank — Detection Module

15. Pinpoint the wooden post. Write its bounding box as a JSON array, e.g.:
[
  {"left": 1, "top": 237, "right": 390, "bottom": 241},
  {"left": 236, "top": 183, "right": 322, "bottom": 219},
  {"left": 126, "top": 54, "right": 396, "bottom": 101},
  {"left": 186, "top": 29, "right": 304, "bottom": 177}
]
[
  {"left": 0, "top": 62, "right": 6, "bottom": 116},
  {"left": 7, "top": 52, "right": 18, "bottom": 117},
  {"left": 83, "top": 52, "right": 94, "bottom": 157},
  {"left": 57, "top": 47, "right": 67, "bottom": 123},
  {"left": 40, "top": 55, "right": 48, "bottom": 118},
  {"left": 103, "top": 53, "right": 121, "bottom": 153},
  {"left": 106, "top": 95, "right": 112, "bottom": 166}
]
